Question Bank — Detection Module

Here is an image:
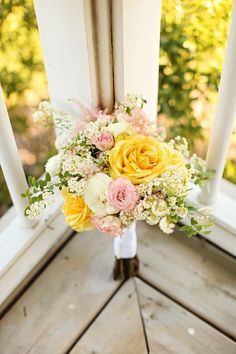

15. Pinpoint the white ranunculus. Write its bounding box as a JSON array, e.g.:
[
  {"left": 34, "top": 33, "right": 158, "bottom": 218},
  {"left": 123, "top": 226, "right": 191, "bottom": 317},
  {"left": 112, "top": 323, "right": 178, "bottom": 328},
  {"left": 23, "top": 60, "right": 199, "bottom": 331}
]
[
  {"left": 45, "top": 154, "right": 62, "bottom": 176},
  {"left": 85, "top": 173, "right": 118, "bottom": 216},
  {"left": 107, "top": 121, "right": 134, "bottom": 138}
]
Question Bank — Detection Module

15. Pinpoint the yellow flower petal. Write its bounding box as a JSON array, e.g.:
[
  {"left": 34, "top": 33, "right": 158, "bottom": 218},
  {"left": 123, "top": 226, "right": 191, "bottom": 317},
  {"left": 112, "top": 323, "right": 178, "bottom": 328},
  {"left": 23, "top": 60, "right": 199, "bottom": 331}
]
[
  {"left": 109, "top": 135, "right": 184, "bottom": 184},
  {"left": 61, "top": 188, "right": 94, "bottom": 232}
]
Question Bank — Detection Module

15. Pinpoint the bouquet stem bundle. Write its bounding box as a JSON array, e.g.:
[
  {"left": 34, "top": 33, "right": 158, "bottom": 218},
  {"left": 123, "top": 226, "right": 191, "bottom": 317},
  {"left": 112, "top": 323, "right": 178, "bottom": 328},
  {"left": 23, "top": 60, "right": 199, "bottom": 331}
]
[{"left": 113, "top": 222, "right": 139, "bottom": 280}]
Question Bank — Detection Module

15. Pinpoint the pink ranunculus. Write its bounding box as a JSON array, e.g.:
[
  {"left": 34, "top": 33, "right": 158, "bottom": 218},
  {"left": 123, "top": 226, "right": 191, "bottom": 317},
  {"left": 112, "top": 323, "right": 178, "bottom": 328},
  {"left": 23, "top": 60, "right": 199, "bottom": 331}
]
[
  {"left": 92, "top": 131, "right": 114, "bottom": 151},
  {"left": 108, "top": 177, "right": 139, "bottom": 212},
  {"left": 92, "top": 215, "right": 124, "bottom": 237}
]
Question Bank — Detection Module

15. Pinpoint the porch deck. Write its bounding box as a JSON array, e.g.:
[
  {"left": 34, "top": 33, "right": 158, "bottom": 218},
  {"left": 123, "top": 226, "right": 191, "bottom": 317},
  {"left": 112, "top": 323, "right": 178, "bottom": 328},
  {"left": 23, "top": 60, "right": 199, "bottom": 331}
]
[{"left": 0, "top": 223, "right": 236, "bottom": 354}]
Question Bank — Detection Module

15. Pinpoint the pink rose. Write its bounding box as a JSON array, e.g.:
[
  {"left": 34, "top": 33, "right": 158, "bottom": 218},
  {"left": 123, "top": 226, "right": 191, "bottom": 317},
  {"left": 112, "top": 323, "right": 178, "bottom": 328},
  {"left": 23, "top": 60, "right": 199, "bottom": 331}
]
[
  {"left": 92, "top": 131, "right": 114, "bottom": 151},
  {"left": 92, "top": 215, "right": 123, "bottom": 237},
  {"left": 108, "top": 177, "right": 139, "bottom": 212}
]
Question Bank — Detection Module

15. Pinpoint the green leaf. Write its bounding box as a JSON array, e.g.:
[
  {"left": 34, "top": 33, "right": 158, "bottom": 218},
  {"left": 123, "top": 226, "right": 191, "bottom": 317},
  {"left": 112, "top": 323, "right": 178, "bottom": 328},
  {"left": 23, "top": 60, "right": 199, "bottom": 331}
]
[
  {"left": 186, "top": 163, "right": 191, "bottom": 170},
  {"left": 45, "top": 172, "right": 51, "bottom": 183},
  {"left": 28, "top": 176, "right": 33, "bottom": 186},
  {"left": 39, "top": 180, "right": 46, "bottom": 188},
  {"left": 126, "top": 107, "right": 131, "bottom": 115},
  {"left": 187, "top": 205, "right": 197, "bottom": 212},
  {"left": 190, "top": 217, "right": 198, "bottom": 225}
]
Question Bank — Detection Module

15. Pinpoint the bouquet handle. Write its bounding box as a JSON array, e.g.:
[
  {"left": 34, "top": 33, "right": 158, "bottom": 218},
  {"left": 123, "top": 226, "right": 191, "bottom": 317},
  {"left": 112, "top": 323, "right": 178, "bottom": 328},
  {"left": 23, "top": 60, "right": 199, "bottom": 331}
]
[{"left": 113, "top": 222, "right": 139, "bottom": 280}]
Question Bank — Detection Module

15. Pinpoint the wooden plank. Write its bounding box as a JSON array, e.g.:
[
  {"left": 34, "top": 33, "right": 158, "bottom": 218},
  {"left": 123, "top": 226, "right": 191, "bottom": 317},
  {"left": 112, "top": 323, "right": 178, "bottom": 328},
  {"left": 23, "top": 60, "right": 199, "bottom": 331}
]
[
  {"left": 70, "top": 279, "right": 147, "bottom": 354},
  {"left": 136, "top": 278, "right": 236, "bottom": 354},
  {"left": 0, "top": 231, "right": 120, "bottom": 354},
  {"left": 138, "top": 222, "right": 236, "bottom": 339}
]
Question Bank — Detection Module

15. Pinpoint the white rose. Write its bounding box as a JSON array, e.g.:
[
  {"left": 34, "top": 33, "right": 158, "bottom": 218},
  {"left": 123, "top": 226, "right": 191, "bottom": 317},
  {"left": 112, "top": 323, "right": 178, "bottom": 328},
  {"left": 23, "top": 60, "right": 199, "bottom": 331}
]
[
  {"left": 85, "top": 173, "right": 118, "bottom": 216},
  {"left": 107, "top": 121, "right": 134, "bottom": 137},
  {"left": 45, "top": 154, "right": 62, "bottom": 176}
]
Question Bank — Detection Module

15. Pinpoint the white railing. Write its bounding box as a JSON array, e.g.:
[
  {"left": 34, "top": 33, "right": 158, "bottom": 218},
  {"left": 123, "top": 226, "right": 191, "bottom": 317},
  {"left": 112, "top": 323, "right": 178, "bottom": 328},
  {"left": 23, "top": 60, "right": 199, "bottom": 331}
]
[
  {"left": 0, "top": 86, "right": 35, "bottom": 229},
  {"left": 199, "top": 0, "right": 236, "bottom": 205},
  {"left": 0, "top": 0, "right": 236, "bottom": 310}
]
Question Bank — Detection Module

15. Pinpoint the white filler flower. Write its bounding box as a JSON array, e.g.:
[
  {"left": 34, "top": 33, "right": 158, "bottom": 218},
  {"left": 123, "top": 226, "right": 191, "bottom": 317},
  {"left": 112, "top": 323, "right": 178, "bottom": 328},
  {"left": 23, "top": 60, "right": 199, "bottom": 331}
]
[
  {"left": 45, "top": 154, "right": 62, "bottom": 176},
  {"left": 85, "top": 173, "right": 118, "bottom": 216}
]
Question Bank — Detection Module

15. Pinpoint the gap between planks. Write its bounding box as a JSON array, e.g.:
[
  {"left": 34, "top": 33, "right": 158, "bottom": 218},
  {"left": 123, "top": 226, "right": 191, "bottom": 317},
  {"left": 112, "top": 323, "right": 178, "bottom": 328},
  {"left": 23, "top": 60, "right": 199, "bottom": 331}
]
[
  {"left": 68, "top": 278, "right": 236, "bottom": 354},
  {"left": 137, "top": 222, "right": 236, "bottom": 340}
]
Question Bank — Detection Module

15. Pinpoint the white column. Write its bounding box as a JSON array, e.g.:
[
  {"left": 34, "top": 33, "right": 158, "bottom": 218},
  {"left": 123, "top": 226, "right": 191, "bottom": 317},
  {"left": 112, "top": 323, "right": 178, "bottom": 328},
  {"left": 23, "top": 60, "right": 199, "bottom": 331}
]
[
  {"left": 111, "top": 0, "right": 162, "bottom": 260},
  {"left": 199, "top": 0, "right": 236, "bottom": 204},
  {"left": 34, "top": 0, "right": 99, "bottom": 116},
  {"left": 112, "top": 0, "right": 162, "bottom": 122},
  {"left": 0, "top": 86, "right": 35, "bottom": 228},
  {"left": 93, "top": 0, "right": 114, "bottom": 111}
]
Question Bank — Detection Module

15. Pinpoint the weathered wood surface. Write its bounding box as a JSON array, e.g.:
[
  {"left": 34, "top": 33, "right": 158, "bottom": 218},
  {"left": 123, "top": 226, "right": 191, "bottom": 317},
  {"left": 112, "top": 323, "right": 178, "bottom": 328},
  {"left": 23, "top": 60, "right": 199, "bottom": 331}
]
[
  {"left": 70, "top": 279, "right": 147, "bottom": 354},
  {"left": 1, "top": 223, "right": 236, "bottom": 353},
  {"left": 137, "top": 278, "right": 236, "bottom": 354},
  {"left": 0, "top": 231, "right": 120, "bottom": 354},
  {"left": 138, "top": 223, "right": 236, "bottom": 339}
]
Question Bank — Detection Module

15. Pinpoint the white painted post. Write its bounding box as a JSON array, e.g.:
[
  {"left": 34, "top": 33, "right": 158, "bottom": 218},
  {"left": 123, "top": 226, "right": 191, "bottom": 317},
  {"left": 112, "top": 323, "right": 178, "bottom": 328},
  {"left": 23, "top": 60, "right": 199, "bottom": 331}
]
[
  {"left": 199, "top": 1, "right": 236, "bottom": 204},
  {"left": 112, "top": 0, "right": 162, "bottom": 122},
  {"left": 93, "top": 0, "right": 114, "bottom": 111},
  {"left": 33, "top": 0, "right": 99, "bottom": 116},
  {"left": 111, "top": 0, "right": 162, "bottom": 261},
  {"left": 0, "top": 86, "right": 35, "bottom": 228}
]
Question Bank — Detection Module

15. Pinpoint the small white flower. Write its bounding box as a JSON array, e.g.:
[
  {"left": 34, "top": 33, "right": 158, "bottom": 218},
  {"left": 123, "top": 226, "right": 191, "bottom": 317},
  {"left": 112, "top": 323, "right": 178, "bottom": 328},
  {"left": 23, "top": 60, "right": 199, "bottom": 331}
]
[
  {"left": 146, "top": 215, "right": 160, "bottom": 225},
  {"left": 82, "top": 121, "right": 100, "bottom": 141},
  {"left": 119, "top": 210, "right": 134, "bottom": 226},
  {"left": 137, "top": 182, "right": 153, "bottom": 197},
  {"left": 33, "top": 101, "right": 54, "bottom": 125},
  {"left": 42, "top": 191, "right": 54, "bottom": 206},
  {"left": 198, "top": 207, "right": 212, "bottom": 216},
  {"left": 26, "top": 191, "right": 54, "bottom": 220},
  {"left": 62, "top": 155, "right": 82, "bottom": 175},
  {"left": 159, "top": 217, "right": 175, "bottom": 234},
  {"left": 26, "top": 201, "right": 45, "bottom": 219},
  {"left": 68, "top": 178, "right": 87, "bottom": 196}
]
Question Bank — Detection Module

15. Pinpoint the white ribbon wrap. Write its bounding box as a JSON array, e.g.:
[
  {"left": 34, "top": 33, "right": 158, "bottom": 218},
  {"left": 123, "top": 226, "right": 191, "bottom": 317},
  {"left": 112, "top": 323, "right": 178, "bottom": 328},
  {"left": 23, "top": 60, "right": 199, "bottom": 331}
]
[{"left": 113, "top": 222, "right": 137, "bottom": 259}]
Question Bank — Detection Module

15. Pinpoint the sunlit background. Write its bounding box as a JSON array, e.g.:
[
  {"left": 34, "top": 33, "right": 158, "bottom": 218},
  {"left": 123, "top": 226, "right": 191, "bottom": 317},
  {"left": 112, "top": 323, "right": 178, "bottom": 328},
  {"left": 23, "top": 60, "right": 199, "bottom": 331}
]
[{"left": 0, "top": 0, "right": 235, "bottom": 216}]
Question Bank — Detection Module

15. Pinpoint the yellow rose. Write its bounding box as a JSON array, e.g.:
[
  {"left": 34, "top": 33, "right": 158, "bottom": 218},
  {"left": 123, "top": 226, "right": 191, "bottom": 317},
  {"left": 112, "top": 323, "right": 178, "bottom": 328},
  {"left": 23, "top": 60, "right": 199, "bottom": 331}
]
[
  {"left": 109, "top": 135, "right": 184, "bottom": 184},
  {"left": 61, "top": 188, "right": 94, "bottom": 232}
]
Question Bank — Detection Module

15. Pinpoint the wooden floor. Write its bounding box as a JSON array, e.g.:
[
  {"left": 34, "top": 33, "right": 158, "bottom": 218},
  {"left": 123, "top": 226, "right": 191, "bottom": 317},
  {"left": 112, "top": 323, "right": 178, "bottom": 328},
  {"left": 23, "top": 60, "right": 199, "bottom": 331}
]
[{"left": 0, "top": 223, "right": 236, "bottom": 354}]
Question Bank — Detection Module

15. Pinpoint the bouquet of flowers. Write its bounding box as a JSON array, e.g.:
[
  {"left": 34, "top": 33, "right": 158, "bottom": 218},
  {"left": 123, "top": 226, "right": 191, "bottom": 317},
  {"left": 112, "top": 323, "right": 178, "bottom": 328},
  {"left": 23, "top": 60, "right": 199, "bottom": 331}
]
[{"left": 22, "top": 95, "right": 214, "bottom": 279}]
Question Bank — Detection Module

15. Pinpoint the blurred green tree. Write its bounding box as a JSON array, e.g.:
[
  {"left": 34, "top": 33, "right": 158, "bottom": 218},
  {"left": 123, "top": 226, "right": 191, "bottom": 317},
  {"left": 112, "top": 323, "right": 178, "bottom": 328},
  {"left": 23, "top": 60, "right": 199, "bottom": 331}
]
[
  {"left": 158, "top": 0, "right": 233, "bottom": 145},
  {"left": 0, "top": 0, "right": 45, "bottom": 102}
]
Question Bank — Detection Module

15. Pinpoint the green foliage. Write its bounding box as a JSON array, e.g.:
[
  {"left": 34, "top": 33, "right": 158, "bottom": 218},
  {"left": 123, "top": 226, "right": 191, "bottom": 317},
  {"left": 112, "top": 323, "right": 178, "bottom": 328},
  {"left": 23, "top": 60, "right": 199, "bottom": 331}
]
[
  {"left": 190, "top": 155, "right": 215, "bottom": 187},
  {"left": 158, "top": 0, "right": 233, "bottom": 147},
  {"left": 180, "top": 205, "right": 214, "bottom": 237},
  {"left": 0, "top": 0, "right": 46, "bottom": 101}
]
